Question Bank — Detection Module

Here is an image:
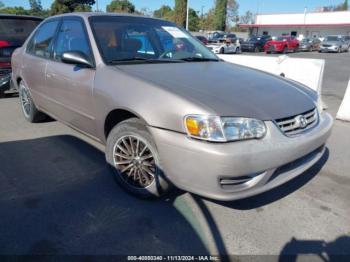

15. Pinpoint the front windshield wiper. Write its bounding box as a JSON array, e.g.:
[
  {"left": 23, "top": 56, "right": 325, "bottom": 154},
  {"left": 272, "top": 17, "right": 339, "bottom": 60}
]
[
  {"left": 179, "top": 57, "right": 220, "bottom": 62},
  {"left": 108, "top": 57, "right": 184, "bottom": 64}
]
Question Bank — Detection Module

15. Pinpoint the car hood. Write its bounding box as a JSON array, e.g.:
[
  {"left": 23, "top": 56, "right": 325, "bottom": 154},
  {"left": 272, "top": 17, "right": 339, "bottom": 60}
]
[
  {"left": 116, "top": 62, "right": 316, "bottom": 120},
  {"left": 322, "top": 41, "right": 340, "bottom": 45},
  {"left": 266, "top": 40, "right": 286, "bottom": 45}
]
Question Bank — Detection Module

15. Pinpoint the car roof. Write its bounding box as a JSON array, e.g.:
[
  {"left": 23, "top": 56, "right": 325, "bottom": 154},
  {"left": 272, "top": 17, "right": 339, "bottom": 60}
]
[
  {"left": 0, "top": 14, "right": 43, "bottom": 20},
  {"left": 48, "top": 12, "right": 167, "bottom": 23}
]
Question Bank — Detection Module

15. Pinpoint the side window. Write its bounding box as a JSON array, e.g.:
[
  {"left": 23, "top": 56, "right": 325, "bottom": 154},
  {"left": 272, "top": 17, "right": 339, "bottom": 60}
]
[
  {"left": 53, "top": 19, "right": 92, "bottom": 62},
  {"left": 27, "top": 20, "right": 59, "bottom": 58}
]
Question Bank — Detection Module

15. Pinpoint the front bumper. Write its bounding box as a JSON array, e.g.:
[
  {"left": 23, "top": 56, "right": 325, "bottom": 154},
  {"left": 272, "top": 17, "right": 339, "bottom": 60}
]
[
  {"left": 0, "top": 74, "right": 11, "bottom": 91},
  {"left": 320, "top": 46, "right": 338, "bottom": 52},
  {"left": 149, "top": 112, "right": 333, "bottom": 201},
  {"left": 241, "top": 45, "right": 256, "bottom": 51}
]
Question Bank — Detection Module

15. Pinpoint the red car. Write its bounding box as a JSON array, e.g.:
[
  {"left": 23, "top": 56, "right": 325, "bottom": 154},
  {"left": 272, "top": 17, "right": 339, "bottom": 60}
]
[
  {"left": 195, "top": 35, "right": 208, "bottom": 45},
  {"left": 264, "top": 36, "right": 299, "bottom": 54}
]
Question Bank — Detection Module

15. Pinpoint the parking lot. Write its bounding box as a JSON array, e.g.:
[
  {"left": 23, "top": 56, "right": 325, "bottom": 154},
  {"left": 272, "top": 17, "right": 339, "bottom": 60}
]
[{"left": 0, "top": 51, "right": 349, "bottom": 259}]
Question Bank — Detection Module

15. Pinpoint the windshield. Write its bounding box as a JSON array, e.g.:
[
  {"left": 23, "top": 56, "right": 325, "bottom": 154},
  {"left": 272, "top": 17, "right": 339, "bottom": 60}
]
[
  {"left": 247, "top": 36, "right": 259, "bottom": 41},
  {"left": 277, "top": 37, "right": 288, "bottom": 41},
  {"left": 0, "top": 18, "right": 42, "bottom": 44},
  {"left": 89, "top": 16, "right": 219, "bottom": 64},
  {"left": 325, "top": 36, "right": 340, "bottom": 42}
]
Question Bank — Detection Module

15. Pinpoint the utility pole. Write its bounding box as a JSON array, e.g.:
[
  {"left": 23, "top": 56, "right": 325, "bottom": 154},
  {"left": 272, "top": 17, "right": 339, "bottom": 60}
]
[
  {"left": 96, "top": 0, "right": 99, "bottom": 12},
  {"left": 186, "top": 0, "right": 189, "bottom": 30}
]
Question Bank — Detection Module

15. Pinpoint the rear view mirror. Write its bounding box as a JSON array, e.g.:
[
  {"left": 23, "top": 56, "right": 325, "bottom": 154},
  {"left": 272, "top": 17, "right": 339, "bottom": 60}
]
[{"left": 62, "top": 51, "right": 93, "bottom": 68}]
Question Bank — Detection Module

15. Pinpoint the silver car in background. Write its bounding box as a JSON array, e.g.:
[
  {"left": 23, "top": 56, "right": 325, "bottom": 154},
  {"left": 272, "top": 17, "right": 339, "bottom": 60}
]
[
  {"left": 319, "top": 35, "right": 349, "bottom": 53},
  {"left": 11, "top": 13, "right": 333, "bottom": 201}
]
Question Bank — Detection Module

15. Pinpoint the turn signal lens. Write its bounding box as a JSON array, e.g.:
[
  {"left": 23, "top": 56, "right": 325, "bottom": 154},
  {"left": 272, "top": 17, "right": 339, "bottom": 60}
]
[{"left": 186, "top": 117, "right": 200, "bottom": 136}]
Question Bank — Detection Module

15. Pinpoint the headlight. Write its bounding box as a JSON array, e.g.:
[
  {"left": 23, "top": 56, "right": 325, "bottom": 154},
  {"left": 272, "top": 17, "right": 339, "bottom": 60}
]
[{"left": 184, "top": 115, "right": 267, "bottom": 142}]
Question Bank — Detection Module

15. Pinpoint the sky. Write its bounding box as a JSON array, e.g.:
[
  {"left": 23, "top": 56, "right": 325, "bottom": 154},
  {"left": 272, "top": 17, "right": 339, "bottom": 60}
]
[{"left": 1, "top": 0, "right": 346, "bottom": 15}]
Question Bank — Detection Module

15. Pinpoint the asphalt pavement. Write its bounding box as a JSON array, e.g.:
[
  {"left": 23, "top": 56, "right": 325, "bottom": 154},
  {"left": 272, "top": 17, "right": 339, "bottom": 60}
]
[{"left": 0, "top": 51, "right": 349, "bottom": 260}]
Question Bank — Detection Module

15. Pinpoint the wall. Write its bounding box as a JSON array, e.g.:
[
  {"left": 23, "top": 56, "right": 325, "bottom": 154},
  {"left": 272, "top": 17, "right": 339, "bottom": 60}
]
[
  {"left": 256, "top": 11, "right": 350, "bottom": 25},
  {"left": 252, "top": 27, "right": 350, "bottom": 39}
]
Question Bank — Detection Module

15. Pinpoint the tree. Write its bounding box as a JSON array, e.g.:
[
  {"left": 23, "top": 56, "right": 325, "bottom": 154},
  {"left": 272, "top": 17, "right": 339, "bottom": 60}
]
[
  {"left": 50, "top": 0, "right": 95, "bottom": 15},
  {"left": 174, "top": 0, "right": 187, "bottom": 27},
  {"left": 0, "top": 1, "right": 4, "bottom": 9},
  {"left": 239, "top": 11, "right": 254, "bottom": 24},
  {"left": 29, "top": 0, "right": 42, "bottom": 12},
  {"left": 343, "top": 0, "right": 349, "bottom": 10},
  {"left": 153, "top": 5, "right": 173, "bottom": 20},
  {"left": 106, "top": 0, "right": 135, "bottom": 13},
  {"left": 188, "top": 8, "right": 200, "bottom": 31},
  {"left": 226, "top": 0, "right": 239, "bottom": 27},
  {"left": 0, "top": 6, "right": 30, "bottom": 15},
  {"left": 213, "top": 0, "right": 227, "bottom": 31},
  {"left": 200, "top": 8, "right": 215, "bottom": 30}
]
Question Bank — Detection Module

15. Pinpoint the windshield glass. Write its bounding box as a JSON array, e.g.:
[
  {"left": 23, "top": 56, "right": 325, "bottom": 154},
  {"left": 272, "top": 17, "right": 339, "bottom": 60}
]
[
  {"left": 277, "top": 37, "right": 288, "bottom": 41},
  {"left": 89, "top": 16, "right": 219, "bottom": 64},
  {"left": 247, "top": 36, "right": 259, "bottom": 41},
  {"left": 325, "top": 36, "right": 340, "bottom": 42},
  {"left": 0, "top": 18, "right": 41, "bottom": 44}
]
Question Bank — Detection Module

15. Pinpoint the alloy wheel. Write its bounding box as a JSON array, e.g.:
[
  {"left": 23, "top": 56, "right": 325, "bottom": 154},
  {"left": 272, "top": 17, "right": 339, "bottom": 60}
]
[
  {"left": 19, "top": 82, "right": 31, "bottom": 118},
  {"left": 113, "top": 135, "right": 156, "bottom": 189}
]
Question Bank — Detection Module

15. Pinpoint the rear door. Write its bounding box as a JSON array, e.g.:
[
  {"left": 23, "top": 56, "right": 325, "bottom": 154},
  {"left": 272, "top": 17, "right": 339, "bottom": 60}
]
[
  {"left": 21, "top": 19, "right": 60, "bottom": 107},
  {"left": 0, "top": 16, "right": 42, "bottom": 79},
  {"left": 45, "top": 17, "right": 97, "bottom": 136}
]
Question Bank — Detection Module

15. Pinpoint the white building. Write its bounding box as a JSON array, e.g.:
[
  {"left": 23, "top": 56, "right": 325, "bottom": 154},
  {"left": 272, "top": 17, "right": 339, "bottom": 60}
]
[{"left": 240, "top": 10, "right": 350, "bottom": 39}]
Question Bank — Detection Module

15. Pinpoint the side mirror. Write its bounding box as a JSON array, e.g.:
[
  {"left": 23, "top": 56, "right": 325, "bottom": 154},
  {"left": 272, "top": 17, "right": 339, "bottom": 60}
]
[{"left": 62, "top": 51, "right": 93, "bottom": 68}]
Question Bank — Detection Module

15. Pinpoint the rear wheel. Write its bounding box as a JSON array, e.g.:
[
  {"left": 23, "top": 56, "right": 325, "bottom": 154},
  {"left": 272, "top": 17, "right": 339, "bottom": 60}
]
[
  {"left": 106, "top": 118, "right": 172, "bottom": 199},
  {"left": 18, "top": 80, "right": 47, "bottom": 123}
]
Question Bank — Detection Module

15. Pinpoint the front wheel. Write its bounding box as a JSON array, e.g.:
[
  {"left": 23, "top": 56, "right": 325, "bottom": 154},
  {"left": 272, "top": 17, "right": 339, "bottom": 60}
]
[
  {"left": 106, "top": 118, "right": 172, "bottom": 199},
  {"left": 18, "top": 80, "right": 47, "bottom": 123}
]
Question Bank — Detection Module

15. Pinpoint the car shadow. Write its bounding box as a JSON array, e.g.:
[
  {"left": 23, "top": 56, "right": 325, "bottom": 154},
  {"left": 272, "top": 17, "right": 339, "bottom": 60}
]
[
  {"left": 0, "top": 135, "right": 209, "bottom": 256},
  {"left": 207, "top": 148, "right": 329, "bottom": 210},
  {"left": 279, "top": 236, "right": 350, "bottom": 262}
]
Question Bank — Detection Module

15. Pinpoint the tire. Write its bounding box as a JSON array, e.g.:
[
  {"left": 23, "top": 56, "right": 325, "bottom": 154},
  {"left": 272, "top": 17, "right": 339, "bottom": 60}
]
[
  {"left": 219, "top": 47, "right": 225, "bottom": 54},
  {"left": 266, "top": 51, "right": 271, "bottom": 54},
  {"left": 282, "top": 46, "right": 288, "bottom": 54},
  {"left": 18, "top": 80, "right": 47, "bottom": 123},
  {"left": 235, "top": 47, "right": 240, "bottom": 54},
  {"left": 106, "top": 118, "right": 172, "bottom": 199},
  {"left": 0, "top": 90, "right": 5, "bottom": 98}
]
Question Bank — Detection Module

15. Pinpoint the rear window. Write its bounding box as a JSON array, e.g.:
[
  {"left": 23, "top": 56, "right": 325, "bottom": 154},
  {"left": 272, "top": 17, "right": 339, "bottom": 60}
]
[{"left": 0, "top": 18, "right": 42, "bottom": 44}]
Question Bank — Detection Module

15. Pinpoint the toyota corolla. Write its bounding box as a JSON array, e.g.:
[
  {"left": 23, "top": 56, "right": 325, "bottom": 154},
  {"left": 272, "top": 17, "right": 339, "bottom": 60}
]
[{"left": 11, "top": 13, "right": 333, "bottom": 201}]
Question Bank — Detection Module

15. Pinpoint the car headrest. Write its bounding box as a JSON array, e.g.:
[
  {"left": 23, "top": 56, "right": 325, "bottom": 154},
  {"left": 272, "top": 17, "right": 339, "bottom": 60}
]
[{"left": 124, "top": 38, "right": 142, "bottom": 53}]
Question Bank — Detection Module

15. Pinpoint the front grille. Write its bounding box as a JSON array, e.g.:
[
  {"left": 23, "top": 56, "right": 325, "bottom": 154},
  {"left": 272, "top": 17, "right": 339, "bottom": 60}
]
[
  {"left": 322, "top": 44, "right": 331, "bottom": 47},
  {"left": 275, "top": 108, "right": 318, "bottom": 137}
]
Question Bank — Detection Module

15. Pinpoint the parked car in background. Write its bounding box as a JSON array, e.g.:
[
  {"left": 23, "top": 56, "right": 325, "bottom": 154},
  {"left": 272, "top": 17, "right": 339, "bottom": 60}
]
[
  {"left": 12, "top": 13, "right": 333, "bottom": 201},
  {"left": 341, "top": 35, "right": 350, "bottom": 50},
  {"left": 195, "top": 35, "right": 208, "bottom": 45},
  {"left": 207, "top": 38, "right": 241, "bottom": 54},
  {"left": 264, "top": 36, "right": 299, "bottom": 54},
  {"left": 221, "top": 33, "right": 237, "bottom": 43},
  {"left": 208, "top": 31, "right": 224, "bottom": 43},
  {"left": 319, "top": 35, "right": 349, "bottom": 53},
  {"left": 241, "top": 35, "right": 271, "bottom": 52},
  {"left": 0, "top": 15, "right": 42, "bottom": 98},
  {"left": 299, "top": 38, "right": 321, "bottom": 52}
]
